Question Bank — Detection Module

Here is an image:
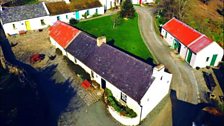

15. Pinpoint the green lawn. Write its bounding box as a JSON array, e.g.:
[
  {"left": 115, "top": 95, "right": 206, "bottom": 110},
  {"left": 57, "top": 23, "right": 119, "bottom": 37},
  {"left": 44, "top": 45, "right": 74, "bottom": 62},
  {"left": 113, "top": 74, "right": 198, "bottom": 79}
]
[{"left": 74, "top": 14, "right": 152, "bottom": 60}]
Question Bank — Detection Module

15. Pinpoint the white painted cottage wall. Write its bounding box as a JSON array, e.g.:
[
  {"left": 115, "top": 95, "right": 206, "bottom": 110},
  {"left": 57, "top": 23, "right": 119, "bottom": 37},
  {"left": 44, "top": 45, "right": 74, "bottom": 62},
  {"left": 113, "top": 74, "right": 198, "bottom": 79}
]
[
  {"left": 50, "top": 37, "right": 67, "bottom": 55},
  {"left": 99, "top": 0, "right": 116, "bottom": 10},
  {"left": 78, "top": 7, "right": 104, "bottom": 19},
  {"left": 3, "top": 16, "right": 49, "bottom": 35},
  {"left": 108, "top": 106, "right": 140, "bottom": 126},
  {"left": 49, "top": 12, "right": 75, "bottom": 25},
  {"left": 140, "top": 68, "right": 172, "bottom": 120},
  {"left": 132, "top": 0, "right": 140, "bottom": 4}
]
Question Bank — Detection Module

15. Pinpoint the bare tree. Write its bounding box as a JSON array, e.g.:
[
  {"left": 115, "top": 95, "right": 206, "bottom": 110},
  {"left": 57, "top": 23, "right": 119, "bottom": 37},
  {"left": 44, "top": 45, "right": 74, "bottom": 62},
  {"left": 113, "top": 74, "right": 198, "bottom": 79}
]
[{"left": 176, "top": 0, "right": 190, "bottom": 20}]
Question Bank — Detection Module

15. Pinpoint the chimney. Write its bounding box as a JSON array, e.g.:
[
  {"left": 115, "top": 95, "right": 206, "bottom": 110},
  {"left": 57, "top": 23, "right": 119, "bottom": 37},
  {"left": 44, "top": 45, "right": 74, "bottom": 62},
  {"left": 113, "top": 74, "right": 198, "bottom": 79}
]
[
  {"left": 154, "top": 64, "right": 165, "bottom": 71},
  {"left": 64, "top": 0, "right": 70, "bottom": 4},
  {"left": 97, "top": 36, "right": 106, "bottom": 47}
]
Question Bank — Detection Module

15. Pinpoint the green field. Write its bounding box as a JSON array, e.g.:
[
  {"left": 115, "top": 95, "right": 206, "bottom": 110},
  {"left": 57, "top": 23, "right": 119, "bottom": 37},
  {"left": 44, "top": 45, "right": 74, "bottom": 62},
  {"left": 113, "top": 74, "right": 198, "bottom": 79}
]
[{"left": 74, "top": 14, "right": 152, "bottom": 60}]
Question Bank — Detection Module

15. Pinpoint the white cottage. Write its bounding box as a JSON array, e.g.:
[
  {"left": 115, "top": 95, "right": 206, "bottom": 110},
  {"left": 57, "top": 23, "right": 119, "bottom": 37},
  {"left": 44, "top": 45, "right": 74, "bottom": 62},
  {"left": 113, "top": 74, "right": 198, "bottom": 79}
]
[
  {"left": 45, "top": 0, "right": 104, "bottom": 25},
  {"left": 0, "top": 2, "right": 50, "bottom": 36},
  {"left": 99, "top": 0, "right": 155, "bottom": 10},
  {"left": 161, "top": 18, "right": 223, "bottom": 68},
  {"left": 49, "top": 21, "right": 172, "bottom": 125}
]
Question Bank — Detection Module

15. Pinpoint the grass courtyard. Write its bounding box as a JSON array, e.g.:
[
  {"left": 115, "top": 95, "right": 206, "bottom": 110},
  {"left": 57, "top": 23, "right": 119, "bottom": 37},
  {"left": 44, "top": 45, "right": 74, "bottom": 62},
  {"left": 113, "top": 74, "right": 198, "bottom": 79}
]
[{"left": 74, "top": 14, "right": 152, "bottom": 60}]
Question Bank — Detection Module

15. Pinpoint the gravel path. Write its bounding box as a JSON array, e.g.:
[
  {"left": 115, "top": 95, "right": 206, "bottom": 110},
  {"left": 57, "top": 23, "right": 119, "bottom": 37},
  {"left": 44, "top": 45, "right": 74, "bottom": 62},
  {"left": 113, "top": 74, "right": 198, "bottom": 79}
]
[{"left": 136, "top": 6, "right": 200, "bottom": 104}]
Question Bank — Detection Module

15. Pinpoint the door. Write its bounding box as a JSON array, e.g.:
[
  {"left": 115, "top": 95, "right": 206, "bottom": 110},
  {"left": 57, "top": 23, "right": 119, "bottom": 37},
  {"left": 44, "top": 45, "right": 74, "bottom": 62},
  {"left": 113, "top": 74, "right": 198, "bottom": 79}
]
[
  {"left": 25, "top": 21, "right": 31, "bottom": 30},
  {"left": 186, "top": 50, "right": 192, "bottom": 64},
  {"left": 210, "top": 54, "right": 217, "bottom": 66},
  {"left": 76, "top": 11, "right": 80, "bottom": 20},
  {"left": 174, "top": 39, "right": 181, "bottom": 53},
  {"left": 101, "top": 79, "right": 106, "bottom": 89},
  {"left": 165, "top": 32, "right": 167, "bottom": 38}
]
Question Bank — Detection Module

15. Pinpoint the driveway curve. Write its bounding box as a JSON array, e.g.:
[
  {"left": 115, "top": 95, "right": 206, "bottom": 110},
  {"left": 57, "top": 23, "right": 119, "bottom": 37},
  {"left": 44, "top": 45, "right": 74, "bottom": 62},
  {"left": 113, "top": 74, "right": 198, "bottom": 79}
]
[{"left": 136, "top": 6, "right": 199, "bottom": 104}]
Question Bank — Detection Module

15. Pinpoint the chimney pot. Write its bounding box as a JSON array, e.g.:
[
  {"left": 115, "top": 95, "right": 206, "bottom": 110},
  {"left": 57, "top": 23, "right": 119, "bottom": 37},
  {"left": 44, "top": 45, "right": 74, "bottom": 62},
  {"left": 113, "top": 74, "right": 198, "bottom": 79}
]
[{"left": 97, "top": 36, "right": 106, "bottom": 47}]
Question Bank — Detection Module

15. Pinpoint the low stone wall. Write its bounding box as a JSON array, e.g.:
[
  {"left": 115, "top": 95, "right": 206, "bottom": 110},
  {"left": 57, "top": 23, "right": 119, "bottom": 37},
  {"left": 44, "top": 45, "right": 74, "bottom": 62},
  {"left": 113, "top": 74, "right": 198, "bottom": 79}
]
[{"left": 108, "top": 106, "right": 140, "bottom": 126}]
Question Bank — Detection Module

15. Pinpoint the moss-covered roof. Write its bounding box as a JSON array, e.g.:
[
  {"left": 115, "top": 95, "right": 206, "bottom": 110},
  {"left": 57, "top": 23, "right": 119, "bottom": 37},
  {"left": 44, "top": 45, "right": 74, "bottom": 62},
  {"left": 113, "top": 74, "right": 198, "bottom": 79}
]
[{"left": 46, "top": 0, "right": 102, "bottom": 15}]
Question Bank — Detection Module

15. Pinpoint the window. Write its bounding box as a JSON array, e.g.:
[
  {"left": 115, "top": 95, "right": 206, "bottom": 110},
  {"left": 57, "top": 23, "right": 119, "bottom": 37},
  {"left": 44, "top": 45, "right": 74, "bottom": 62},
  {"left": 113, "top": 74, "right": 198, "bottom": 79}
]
[
  {"left": 91, "top": 71, "right": 94, "bottom": 78},
  {"left": 66, "top": 15, "right": 68, "bottom": 19},
  {"left": 95, "top": 9, "right": 98, "bottom": 14},
  {"left": 40, "top": 19, "right": 45, "bottom": 25},
  {"left": 121, "top": 92, "right": 127, "bottom": 103},
  {"left": 57, "top": 16, "right": 60, "bottom": 20},
  {"left": 160, "top": 76, "right": 163, "bottom": 80},
  {"left": 206, "top": 57, "right": 209, "bottom": 62},
  {"left": 74, "top": 58, "right": 77, "bottom": 63},
  {"left": 12, "top": 24, "right": 16, "bottom": 29}
]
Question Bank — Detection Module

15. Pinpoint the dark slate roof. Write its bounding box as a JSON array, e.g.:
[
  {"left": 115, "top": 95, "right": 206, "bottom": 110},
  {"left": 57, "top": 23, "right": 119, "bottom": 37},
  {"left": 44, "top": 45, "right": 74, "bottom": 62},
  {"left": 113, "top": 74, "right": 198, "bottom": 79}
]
[
  {"left": 66, "top": 32, "right": 154, "bottom": 102},
  {"left": 1, "top": 2, "right": 48, "bottom": 24}
]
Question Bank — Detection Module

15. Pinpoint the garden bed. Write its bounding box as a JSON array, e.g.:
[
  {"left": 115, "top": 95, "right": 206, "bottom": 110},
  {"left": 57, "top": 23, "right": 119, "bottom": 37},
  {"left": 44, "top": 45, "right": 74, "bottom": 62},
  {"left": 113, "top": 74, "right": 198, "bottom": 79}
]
[{"left": 104, "top": 88, "right": 137, "bottom": 118}]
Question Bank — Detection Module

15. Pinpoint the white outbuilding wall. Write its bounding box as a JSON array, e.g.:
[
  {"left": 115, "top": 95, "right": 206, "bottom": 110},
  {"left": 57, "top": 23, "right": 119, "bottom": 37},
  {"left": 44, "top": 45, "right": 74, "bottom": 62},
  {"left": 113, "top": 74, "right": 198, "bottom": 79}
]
[
  {"left": 161, "top": 28, "right": 174, "bottom": 47},
  {"left": 3, "top": 16, "right": 49, "bottom": 35},
  {"left": 188, "top": 42, "right": 224, "bottom": 68}
]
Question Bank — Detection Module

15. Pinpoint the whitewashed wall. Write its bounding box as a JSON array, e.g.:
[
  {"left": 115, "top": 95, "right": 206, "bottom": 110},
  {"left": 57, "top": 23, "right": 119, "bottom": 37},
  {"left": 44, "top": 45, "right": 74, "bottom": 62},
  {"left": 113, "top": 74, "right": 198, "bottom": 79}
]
[
  {"left": 108, "top": 106, "right": 140, "bottom": 126},
  {"left": 50, "top": 37, "right": 67, "bottom": 55},
  {"left": 78, "top": 7, "right": 104, "bottom": 19},
  {"left": 190, "top": 42, "right": 224, "bottom": 68},
  {"left": 49, "top": 12, "right": 75, "bottom": 25},
  {"left": 3, "top": 16, "right": 49, "bottom": 35},
  {"left": 179, "top": 43, "right": 188, "bottom": 59},
  {"left": 140, "top": 68, "right": 172, "bottom": 120},
  {"left": 99, "top": 0, "right": 118, "bottom": 10},
  {"left": 161, "top": 28, "right": 174, "bottom": 47},
  {"left": 132, "top": 0, "right": 140, "bottom": 4}
]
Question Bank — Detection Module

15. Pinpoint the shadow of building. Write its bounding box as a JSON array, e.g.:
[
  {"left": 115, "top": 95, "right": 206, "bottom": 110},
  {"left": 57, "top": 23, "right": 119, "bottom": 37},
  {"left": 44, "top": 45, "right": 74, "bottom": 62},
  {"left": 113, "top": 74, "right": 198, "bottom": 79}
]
[{"left": 0, "top": 29, "right": 81, "bottom": 126}]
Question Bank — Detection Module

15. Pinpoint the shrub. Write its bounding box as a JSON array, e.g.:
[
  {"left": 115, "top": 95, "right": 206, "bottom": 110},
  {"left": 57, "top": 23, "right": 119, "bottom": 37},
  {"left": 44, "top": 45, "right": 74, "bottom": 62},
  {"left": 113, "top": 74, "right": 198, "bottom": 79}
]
[
  {"left": 69, "top": 18, "right": 79, "bottom": 25},
  {"left": 105, "top": 88, "right": 137, "bottom": 118}
]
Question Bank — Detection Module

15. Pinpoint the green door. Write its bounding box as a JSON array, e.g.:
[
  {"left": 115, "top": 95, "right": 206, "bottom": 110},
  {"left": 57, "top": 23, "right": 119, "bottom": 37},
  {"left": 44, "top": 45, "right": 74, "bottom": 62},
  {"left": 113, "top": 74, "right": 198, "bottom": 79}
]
[
  {"left": 76, "top": 11, "right": 80, "bottom": 20},
  {"left": 210, "top": 54, "right": 217, "bottom": 66},
  {"left": 187, "top": 50, "right": 192, "bottom": 63},
  {"left": 173, "top": 39, "right": 180, "bottom": 50},
  {"left": 165, "top": 32, "right": 167, "bottom": 38}
]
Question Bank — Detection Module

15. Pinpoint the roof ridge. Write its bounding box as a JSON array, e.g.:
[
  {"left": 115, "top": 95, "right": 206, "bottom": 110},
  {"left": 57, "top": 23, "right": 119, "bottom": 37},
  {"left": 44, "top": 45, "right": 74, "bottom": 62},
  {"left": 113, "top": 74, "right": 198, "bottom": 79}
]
[{"left": 188, "top": 34, "right": 205, "bottom": 47}]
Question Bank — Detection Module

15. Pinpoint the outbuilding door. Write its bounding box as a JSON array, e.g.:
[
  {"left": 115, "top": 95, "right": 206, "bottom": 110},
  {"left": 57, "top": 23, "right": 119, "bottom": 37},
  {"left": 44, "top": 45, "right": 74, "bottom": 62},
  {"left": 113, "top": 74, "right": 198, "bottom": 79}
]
[
  {"left": 173, "top": 39, "right": 181, "bottom": 53},
  {"left": 210, "top": 54, "right": 217, "bottom": 66},
  {"left": 25, "top": 21, "right": 31, "bottom": 30},
  {"left": 186, "top": 50, "right": 192, "bottom": 64}
]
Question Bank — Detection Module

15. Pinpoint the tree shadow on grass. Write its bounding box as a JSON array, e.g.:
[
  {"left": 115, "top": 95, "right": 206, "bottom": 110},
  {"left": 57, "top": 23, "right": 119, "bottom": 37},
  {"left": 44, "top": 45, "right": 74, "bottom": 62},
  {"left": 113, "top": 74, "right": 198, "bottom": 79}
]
[
  {"left": 0, "top": 36, "right": 81, "bottom": 126},
  {"left": 171, "top": 90, "right": 224, "bottom": 126}
]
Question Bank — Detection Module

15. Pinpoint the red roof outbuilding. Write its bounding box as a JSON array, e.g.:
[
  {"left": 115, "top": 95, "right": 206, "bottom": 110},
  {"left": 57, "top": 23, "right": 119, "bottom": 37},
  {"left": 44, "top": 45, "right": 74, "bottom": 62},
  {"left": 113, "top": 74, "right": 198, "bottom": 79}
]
[
  {"left": 163, "top": 18, "right": 202, "bottom": 46},
  {"left": 189, "top": 35, "right": 212, "bottom": 53},
  {"left": 49, "top": 21, "right": 80, "bottom": 48}
]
